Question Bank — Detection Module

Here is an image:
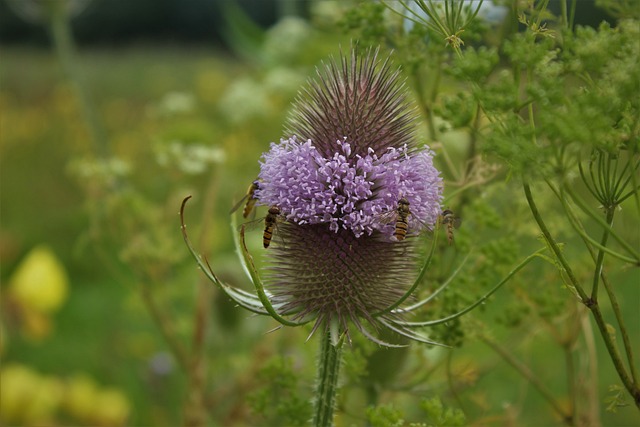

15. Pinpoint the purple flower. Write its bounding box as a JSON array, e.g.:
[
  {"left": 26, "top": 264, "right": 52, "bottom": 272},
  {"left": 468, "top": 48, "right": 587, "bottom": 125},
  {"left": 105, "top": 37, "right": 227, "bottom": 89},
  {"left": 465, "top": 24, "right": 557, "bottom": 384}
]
[
  {"left": 257, "top": 136, "right": 442, "bottom": 239},
  {"left": 246, "top": 47, "right": 443, "bottom": 345}
]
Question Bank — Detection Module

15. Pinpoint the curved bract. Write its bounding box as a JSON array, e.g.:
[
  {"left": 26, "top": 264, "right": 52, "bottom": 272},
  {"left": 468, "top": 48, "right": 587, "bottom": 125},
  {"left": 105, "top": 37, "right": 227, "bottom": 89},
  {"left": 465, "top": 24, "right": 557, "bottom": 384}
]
[{"left": 183, "top": 194, "right": 547, "bottom": 349}]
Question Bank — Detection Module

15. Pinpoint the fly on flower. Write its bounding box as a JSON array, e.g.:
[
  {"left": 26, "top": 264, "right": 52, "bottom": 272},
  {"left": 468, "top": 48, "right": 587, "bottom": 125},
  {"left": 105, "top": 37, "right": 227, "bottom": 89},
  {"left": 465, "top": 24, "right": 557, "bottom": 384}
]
[
  {"left": 373, "top": 196, "right": 432, "bottom": 241},
  {"left": 229, "top": 179, "right": 260, "bottom": 219},
  {"left": 440, "top": 209, "right": 462, "bottom": 245},
  {"left": 242, "top": 205, "right": 287, "bottom": 248}
]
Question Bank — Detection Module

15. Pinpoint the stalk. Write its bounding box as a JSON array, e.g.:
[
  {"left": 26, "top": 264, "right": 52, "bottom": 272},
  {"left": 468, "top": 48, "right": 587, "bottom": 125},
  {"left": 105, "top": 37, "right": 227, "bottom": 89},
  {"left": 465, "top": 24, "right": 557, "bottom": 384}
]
[
  {"left": 590, "top": 208, "right": 615, "bottom": 300},
  {"left": 47, "top": 1, "right": 108, "bottom": 157},
  {"left": 591, "top": 195, "right": 639, "bottom": 391},
  {"left": 550, "top": 182, "right": 639, "bottom": 386},
  {"left": 523, "top": 183, "right": 587, "bottom": 301},
  {"left": 313, "top": 331, "right": 343, "bottom": 427},
  {"left": 564, "top": 186, "right": 639, "bottom": 262},
  {"left": 184, "top": 169, "right": 220, "bottom": 426},
  {"left": 480, "top": 334, "right": 574, "bottom": 425},
  {"left": 140, "top": 282, "right": 190, "bottom": 373},
  {"left": 523, "top": 183, "right": 640, "bottom": 408}
]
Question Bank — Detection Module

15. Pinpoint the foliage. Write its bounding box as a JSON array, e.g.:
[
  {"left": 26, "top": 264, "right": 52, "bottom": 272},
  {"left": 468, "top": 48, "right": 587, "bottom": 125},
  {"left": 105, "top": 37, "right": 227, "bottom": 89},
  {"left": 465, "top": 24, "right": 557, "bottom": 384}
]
[
  {"left": 1, "top": 0, "right": 639, "bottom": 426},
  {"left": 247, "top": 356, "right": 312, "bottom": 426},
  {"left": 365, "top": 397, "right": 465, "bottom": 427}
]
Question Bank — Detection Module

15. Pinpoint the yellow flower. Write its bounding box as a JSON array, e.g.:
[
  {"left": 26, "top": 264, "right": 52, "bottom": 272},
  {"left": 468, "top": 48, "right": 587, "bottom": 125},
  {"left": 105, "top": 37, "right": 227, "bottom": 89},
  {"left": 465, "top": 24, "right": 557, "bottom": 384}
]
[
  {"left": 0, "top": 364, "right": 61, "bottom": 424},
  {"left": 64, "top": 374, "right": 99, "bottom": 422},
  {"left": 93, "top": 388, "right": 131, "bottom": 426},
  {"left": 9, "top": 245, "right": 69, "bottom": 314}
]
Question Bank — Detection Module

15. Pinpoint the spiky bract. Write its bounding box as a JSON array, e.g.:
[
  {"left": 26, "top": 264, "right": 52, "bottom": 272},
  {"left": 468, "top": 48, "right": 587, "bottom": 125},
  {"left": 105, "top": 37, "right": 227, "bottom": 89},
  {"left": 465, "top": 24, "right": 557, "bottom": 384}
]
[{"left": 254, "top": 47, "right": 443, "bottom": 344}]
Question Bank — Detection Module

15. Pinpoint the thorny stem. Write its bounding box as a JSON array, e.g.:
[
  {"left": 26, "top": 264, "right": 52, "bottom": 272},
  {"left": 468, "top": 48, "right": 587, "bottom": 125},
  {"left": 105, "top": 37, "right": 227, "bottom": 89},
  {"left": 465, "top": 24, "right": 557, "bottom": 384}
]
[
  {"left": 313, "top": 331, "right": 343, "bottom": 427},
  {"left": 480, "top": 334, "right": 574, "bottom": 425},
  {"left": 523, "top": 183, "right": 640, "bottom": 408}
]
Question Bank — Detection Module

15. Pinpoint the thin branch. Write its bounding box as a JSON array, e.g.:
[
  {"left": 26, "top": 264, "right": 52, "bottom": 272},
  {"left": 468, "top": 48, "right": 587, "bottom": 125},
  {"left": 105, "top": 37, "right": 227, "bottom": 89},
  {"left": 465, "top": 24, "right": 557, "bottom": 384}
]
[
  {"left": 399, "top": 248, "right": 546, "bottom": 327},
  {"left": 590, "top": 208, "right": 615, "bottom": 300},
  {"left": 140, "top": 282, "right": 190, "bottom": 374},
  {"left": 394, "top": 252, "right": 470, "bottom": 313},
  {"left": 523, "top": 184, "right": 639, "bottom": 408},
  {"left": 480, "top": 333, "right": 574, "bottom": 425},
  {"left": 564, "top": 186, "right": 640, "bottom": 262},
  {"left": 523, "top": 183, "right": 588, "bottom": 300}
]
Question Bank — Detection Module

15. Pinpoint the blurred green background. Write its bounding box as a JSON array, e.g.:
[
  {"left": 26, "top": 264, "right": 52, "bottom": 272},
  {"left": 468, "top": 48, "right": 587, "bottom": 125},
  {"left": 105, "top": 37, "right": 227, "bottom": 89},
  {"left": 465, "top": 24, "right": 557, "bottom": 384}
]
[{"left": 1, "top": 0, "right": 639, "bottom": 426}]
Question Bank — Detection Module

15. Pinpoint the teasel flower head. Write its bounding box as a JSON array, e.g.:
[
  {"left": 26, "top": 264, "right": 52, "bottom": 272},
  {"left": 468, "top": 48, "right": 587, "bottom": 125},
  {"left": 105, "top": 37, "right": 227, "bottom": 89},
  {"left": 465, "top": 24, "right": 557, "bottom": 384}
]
[
  {"left": 249, "top": 46, "right": 443, "bottom": 346},
  {"left": 182, "top": 47, "right": 461, "bottom": 348}
]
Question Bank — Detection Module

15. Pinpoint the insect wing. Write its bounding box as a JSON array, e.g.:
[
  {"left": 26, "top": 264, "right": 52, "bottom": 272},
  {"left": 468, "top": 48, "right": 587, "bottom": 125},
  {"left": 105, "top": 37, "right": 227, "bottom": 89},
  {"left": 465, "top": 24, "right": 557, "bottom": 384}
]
[
  {"left": 452, "top": 216, "right": 462, "bottom": 229},
  {"left": 240, "top": 216, "right": 266, "bottom": 232},
  {"left": 229, "top": 193, "right": 250, "bottom": 215},
  {"left": 229, "top": 180, "right": 259, "bottom": 217},
  {"left": 372, "top": 209, "right": 398, "bottom": 225},
  {"left": 241, "top": 213, "right": 288, "bottom": 249},
  {"left": 407, "top": 212, "right": 432, "bottom": 234},
  {"left": 441, "top": 212, "right": 462, "bottom": 228}
]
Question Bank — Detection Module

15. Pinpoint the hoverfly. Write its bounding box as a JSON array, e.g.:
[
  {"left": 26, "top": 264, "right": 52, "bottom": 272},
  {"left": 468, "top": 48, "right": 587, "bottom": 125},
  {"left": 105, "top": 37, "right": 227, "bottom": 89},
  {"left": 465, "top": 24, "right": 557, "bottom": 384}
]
[
  {"left": 440, "top": 209, "right": 462, "bottom": 245},
  {"left": 229, "top": 179, "right": 260, "bottom": 218},
  {"left": 243, "top": 205, "right": 286, "bottom": 248},
  {"left": 376, "top": 197, "right": 429, "bottom": 241}
]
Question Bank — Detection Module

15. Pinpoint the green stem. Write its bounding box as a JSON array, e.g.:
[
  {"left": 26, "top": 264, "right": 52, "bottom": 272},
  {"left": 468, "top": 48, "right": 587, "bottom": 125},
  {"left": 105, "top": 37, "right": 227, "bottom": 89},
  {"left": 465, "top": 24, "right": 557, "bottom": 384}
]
[
  {"left": 523, "top": 183, "right": 588, "bottom": 301},
  {"left": 524, "top": 183, "right": 640, "bottom": 408},
  {"left": 140, "top": 282, "right": 190, "bottom": 374},
  {"left": 601, "top": 266, "right": 640, "bottom": 386},
  {"left": 313, "top": 331, "right": 343, "bottom": 427},
  {"left": 551, "top": 182, "right": 639, "bottom": 386},
  {"left": 560, "top": 0, "right": 568, "bottom": 29},
  {"left": 588, "top": 303, "right": 640, "bottom": 408},
  {"left": 184, "top": 169, "right": 220, "bottom": 426},
  {"left": 590, "top": 208, "right": 615, "bottom": 300},
  {"left": 556, "top": 195, "right": 636, "bottom": 265},
  {"left": 411, "top": 65, "right": 438, "bottom": 144},
  {"left": 480, "top": 334, "right": 574, "bottom": 425},
  {"left": 47, "top": 2, "right": 109, "bottom": 158},
  {"left": 568, "top": 0, "right": 577, "bottom": 30},
  {"left": 457, "top": 103, "right": 482, "bottom": 210},
  {"left": 564, "top": 186, "right": 639, "bottom": 262},
  {"left": 564, "top": 342, "right": 577, "bottom": 423},
  {"left": 580, "top": 311, "right": 601, "bottom": 424},
  {"left": 533, "top": 0, "right": 551, "bottom": 31}
]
